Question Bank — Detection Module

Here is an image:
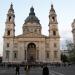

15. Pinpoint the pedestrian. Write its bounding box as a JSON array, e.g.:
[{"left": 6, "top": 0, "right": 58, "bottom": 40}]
[
  {"left": 25, "top": 65, "right": 30, "bottom": 75},
  {"left": 42, "top": 64, "right": 49, "bottom": 75},
  {"left": 15, "top": 64, "right": 20, "bottom": 75},
  {"left": 24, "top": 65, "right": 26, "bottom": 71}
]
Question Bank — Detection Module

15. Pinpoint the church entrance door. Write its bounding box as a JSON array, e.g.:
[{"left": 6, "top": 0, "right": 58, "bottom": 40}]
[{"left": 27, "top": 43, "right": 36, "bottom": 63}]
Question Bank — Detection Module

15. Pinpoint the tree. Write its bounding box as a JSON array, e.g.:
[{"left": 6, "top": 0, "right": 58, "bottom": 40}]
[
  {"left": 69, "top": 47, "right": 75, "bottom": 63},
  {"left": 66, "top": 40, "right": 75, "bottom": 63},
  {"left": 61, "top": 54, "right": 68, "bottom": 62}
]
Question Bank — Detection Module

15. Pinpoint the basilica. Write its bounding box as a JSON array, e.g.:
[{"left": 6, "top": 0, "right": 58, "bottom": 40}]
[{"left": 3, "top": 4, "right": 61, "bottom": 63}]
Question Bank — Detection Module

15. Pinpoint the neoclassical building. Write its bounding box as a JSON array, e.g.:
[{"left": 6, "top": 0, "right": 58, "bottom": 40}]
[
  {"left": 3, "top": 4, "right": 61, "bottom": 63},
  {"left": 72, "top": 19, "right": 75, "bottom": 45}
]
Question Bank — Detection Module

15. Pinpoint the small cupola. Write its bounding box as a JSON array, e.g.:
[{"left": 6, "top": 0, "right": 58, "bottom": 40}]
[
  {"left": 50, "top": 4, "right": 55, "bottom": 12},
  {"left": 29, "top": 6, "right": 35, "bottom": 16},
  {"left": 8, "top": 3, "right": 14, "bottom": 13}
]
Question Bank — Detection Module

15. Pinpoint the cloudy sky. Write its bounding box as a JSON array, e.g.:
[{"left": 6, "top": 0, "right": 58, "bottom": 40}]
[{"left": 0, "top": 0, "right": 74, "bottom": 56}]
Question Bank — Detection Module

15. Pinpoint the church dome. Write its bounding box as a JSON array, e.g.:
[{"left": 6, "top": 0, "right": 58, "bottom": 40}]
[{"left": 25, "top": 6, "right": 40, "bottom": 24}]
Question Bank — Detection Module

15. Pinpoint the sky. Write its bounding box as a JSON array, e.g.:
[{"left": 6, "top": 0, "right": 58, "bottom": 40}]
[{"left": 0, "top": 0, "right": 75, "bottom": 56}]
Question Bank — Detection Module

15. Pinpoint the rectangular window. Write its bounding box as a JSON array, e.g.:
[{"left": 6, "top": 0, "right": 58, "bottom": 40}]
[
  {"left": 6, "top": 51, "right": 9, "bottom": 59},
  {"left": 46, "top": 43, "right": 49, "bottom": 48},
  {"left": 54, "top": 51, "right": 58, "bottom": 58},
  {"left": 14, "top": 43, "right": 17, "bottom": 48},
  {"left": 7, "top": 43, "right": 9, "bottom": 47},
  {"left": 53, "top": 31, "right": 56, "bottom": 36},
  {"left": 54, "top": 43, "right": 57, "bottom": 48},
  {"left": 37, "top": 50, "right": 39, "bottom": 60},
  {"left": 46, "top": 51, "right": 49, "bottom": 59},
  {"left": 13, "top": 51, "right": 18, "bottom": 59}
]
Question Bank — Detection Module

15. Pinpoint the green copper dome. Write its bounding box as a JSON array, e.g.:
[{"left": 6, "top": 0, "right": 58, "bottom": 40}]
[{"left": 25, "top": 7, "right": 40, "bottom": 24}]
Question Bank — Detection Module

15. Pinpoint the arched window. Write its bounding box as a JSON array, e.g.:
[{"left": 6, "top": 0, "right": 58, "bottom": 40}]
[
  {"left": 52, "top": 17, "right": 55, "bottom": 22},
  {"left": 28, "top": 43, "right": 36, "bottom": 48},
  {"left": 9, "top": 16, "right": 11, "bottom": 22},
  {"left": 7, "top": 30, "right": 10, "bottom": 35}
]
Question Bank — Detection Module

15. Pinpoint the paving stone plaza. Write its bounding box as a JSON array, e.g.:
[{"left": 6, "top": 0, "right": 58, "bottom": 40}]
[{"left": 0, "top": 64, "right": 75, "bottom": 75}]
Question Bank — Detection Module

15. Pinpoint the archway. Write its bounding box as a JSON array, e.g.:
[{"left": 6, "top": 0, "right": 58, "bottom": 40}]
[{"left": 27, "top": 43, "right": 36, "bottom": 63}]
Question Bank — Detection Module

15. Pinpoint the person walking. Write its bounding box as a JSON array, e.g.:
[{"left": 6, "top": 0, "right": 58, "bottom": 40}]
[
  {"left": 24, "top": 65, "right": 30, "bottom": 75},
  {"left": 42, "top": 64, "right": 49, "bottom": 75},
  {"left": 15, "top": 64, "right": 20, "bottom": 75}
]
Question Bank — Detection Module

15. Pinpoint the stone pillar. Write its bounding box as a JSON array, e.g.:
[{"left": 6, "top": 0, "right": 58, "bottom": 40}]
[
  {"left": 26, "top": 48, "right": 27, "bottom": 62},
  {"left": 24, "top": 47, "right": 27, "bottom": 62}
]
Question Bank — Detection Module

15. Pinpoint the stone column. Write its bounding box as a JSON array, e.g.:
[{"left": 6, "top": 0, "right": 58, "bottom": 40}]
[
  {"left": 36, "top": 47, "right": 39, "bottom": 62},
  {"left": 26, "top": 48, "right": 27, "bottom": 62},
  {"left": 24, "top": 47, "right": 27, "bottom": 62}
]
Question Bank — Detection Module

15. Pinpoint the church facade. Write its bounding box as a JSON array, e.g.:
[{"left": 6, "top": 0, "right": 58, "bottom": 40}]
[{"left": 3, "top": 4, "right": 61, "bottom": 63}]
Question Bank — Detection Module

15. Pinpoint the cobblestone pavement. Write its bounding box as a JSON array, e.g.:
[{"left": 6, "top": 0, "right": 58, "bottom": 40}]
[{"left": 0, "top": 65, "right": 75, "bottom": 75}]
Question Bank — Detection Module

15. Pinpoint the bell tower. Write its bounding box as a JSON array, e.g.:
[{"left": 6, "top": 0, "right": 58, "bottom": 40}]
[
  {"left": 4, "top": 3, "right": 15, "bottom": 37},
  {"left": 49, "top": 4, "right": 59, "bottom": 37},
  {"left": 48, "top": 4, "right": 61, "bottom": 62},
  {"left": 3, "top": 3, "right": 15, "bottom": 62}
]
